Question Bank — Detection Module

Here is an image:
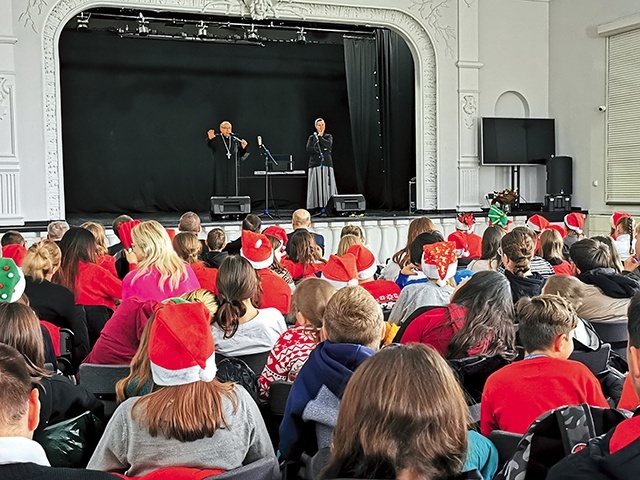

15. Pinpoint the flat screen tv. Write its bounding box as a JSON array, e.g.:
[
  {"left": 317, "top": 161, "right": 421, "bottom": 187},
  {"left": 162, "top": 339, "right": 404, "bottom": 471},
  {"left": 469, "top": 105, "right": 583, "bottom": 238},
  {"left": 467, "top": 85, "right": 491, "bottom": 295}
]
[{"left": 481, "top": 117, "right": 555, "bottom": 166}]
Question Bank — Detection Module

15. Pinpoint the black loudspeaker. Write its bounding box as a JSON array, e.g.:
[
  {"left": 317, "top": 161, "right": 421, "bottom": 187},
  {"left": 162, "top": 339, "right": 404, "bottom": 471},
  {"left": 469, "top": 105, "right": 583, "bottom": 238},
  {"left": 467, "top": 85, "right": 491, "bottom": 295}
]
[
  {"left": 329, "top": 194, "right": 366, "bottom": 214},
  {"left": 210, "top": 196, "right": 251, "bottom": 217},
  {"left": 546, "top": 156, "right": 573, "bottom": 195}
]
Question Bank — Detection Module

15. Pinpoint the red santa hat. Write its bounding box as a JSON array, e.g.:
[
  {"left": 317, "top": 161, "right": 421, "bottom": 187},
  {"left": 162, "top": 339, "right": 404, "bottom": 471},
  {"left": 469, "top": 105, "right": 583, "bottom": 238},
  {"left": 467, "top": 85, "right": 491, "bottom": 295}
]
[
  {"left": 447, "top": 231, "right": 470, "bottom": 258},
  {"left": 321, "top": 254, "right": 359, "bottom": 290},
  {"left": 611, "top": 211, "right": 631, "bottom": 227},
  {"left": 347, "top": 244, "right": 377, "bottom": 280},
  {"left": 0, "top": 258, "right": 25, "bottom": 303},
  {"left": 455, "top": 212, "right": 476, "bottom": 232},
  {"left": 262, "top": 225, "right": 288, "bottom": 247},
  {"left": 421, "top": 242, "right": 458, "bottom": 286},
  {"left": 563, "top": 212, "right": 585, "bottom": 235},
  {"left": 526, "top": 214, "right": 551, "bottom": 233},
  {"left": 149, "top": 301, "right": 216, "bottom": 387},
  {"left": 547, "top": 224, "right": 567, "bottom": 239},
  {"left": 241, "top": 230, "right": 274, "bottom": 270},
  {"left": 1, "top": 244, "right": 27, "bottom": 267}
]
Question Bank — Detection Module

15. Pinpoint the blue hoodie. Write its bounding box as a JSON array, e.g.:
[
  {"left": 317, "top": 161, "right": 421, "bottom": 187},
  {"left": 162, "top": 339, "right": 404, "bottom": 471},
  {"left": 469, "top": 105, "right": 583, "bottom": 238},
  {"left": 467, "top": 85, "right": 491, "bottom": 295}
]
[{"left": 278, "top": 340, "right": 376, "bottom": 461}]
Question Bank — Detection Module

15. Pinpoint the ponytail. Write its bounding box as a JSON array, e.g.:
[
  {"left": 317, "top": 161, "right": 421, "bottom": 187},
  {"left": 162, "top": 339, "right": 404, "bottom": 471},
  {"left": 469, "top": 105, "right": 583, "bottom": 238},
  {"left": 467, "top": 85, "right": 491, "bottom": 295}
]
[
  {"left": 22, "top": 240, "right": 61, "bottom": 281},
  {"left": 214, "top": 297, "right": 247, "bottom": 339}
]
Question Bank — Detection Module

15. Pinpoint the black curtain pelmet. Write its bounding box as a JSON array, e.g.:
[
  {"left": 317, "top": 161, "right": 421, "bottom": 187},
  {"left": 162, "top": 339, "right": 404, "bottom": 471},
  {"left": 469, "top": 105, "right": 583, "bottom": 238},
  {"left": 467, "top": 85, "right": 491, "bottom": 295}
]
[{"left": 343, "top": 30, "right": 415, "bottom": 210}]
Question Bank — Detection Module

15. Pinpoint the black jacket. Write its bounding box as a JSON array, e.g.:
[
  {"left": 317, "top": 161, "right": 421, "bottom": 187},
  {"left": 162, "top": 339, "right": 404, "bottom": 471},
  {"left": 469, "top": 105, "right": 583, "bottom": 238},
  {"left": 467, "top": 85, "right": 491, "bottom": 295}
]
[
  {"left": 579, "top": 267, "right": 640, "bottom": 299},
  {"left": 504, "top": 270, "right": 545, "bottom": 304},
  {"left": 202, "top": 250, "right": 229, "bottom": 269},
  {"left": 37, "top": 376, "right": 103, "bottom": 432},
  {"left": 547, "top": 415, "right": 640, "bottom": 480},
  {"left": 0, "top": 463, "right": 118, "bottom": 479}
]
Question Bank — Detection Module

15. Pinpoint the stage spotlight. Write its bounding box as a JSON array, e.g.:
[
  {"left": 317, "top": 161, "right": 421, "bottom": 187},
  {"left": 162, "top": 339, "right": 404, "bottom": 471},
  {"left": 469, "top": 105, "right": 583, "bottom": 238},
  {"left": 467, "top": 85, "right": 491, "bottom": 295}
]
[
  {"left": 296, "top": 27, "right": 306, "bottom": 44},
  {"left": 137, "top": 13, "right": 150, "bottom": 36},
  {"left": 76, "top": 12, "right": 90, "bottom": 31},
  {"left": 196, "top": 21, "right": 208, "bottom": 38}
]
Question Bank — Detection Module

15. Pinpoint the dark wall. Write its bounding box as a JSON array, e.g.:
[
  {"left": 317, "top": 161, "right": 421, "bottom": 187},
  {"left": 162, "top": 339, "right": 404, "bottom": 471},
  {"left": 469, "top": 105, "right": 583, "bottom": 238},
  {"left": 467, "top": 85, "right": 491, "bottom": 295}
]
[{"left": 60, "top": 30, "right": 355, "bottom": 213}]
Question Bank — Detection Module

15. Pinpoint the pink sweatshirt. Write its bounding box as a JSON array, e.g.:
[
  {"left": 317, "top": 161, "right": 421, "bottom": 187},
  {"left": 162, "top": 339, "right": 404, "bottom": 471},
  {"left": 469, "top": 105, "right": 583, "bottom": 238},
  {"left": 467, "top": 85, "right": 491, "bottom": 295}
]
[{"left": 122, "top": 264, "right": 201, "bottom": 302}]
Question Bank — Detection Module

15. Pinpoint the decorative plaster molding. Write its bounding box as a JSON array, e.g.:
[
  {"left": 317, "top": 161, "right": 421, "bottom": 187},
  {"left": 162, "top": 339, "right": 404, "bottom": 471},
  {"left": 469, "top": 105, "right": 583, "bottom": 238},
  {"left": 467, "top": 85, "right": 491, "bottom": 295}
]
[
  {"left": 409, "top": 0, "right": 455, "bottom": 57},
  {"left": 40, "top": 0, "right": 438, "bottom": 217},
  {"left": 19, "top": 0, "right": 49, "bottom": 33},
  {"left": 456, "top": 60, "right": 483, "bottom": 69},
  {"left": 598, "top": 13, "right": 640, "bottom": 37},
  {"left": 0, "top": 78, "right": 10, "bottom": 122},
  {"left": 0, "top": 36, "right": 19, "bottom": 44},
  {"left": 462, "top": 94, "right": 476, "bottom": 130}
]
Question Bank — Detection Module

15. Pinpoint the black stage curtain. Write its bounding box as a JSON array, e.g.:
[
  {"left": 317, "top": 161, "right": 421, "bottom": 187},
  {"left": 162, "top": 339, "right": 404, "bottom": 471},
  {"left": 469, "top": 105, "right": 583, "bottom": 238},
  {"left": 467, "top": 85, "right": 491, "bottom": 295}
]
[
  {"left": 60, "top": 30, "right": 354, "bottom": 213},
  {"left": 377, "top": 29, "right": 416, "bottom": 210}
]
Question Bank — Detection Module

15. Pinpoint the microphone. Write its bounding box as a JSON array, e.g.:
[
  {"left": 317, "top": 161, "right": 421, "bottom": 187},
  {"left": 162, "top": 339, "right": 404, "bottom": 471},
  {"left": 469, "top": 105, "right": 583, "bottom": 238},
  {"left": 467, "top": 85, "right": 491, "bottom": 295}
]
[
  {"left": 230, "top": 132, "right": 242, "bottom": 142},
  {"left": 313, "top": 132, "right": 318, "bottom": 139},
  {"left": 257, "top": 135, "right": 263, "bottom": 147}
]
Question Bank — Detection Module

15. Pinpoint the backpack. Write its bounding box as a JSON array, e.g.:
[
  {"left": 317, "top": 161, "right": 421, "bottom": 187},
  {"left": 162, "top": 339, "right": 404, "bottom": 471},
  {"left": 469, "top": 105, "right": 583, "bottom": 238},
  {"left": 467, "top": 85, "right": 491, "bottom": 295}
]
[{"left": 495, "top": 404, "right": 629, "bottom": 480}]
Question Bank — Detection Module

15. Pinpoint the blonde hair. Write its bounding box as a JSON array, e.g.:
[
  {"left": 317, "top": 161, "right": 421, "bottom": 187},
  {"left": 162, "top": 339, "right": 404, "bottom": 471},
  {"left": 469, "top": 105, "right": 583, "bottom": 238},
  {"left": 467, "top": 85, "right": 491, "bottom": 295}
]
[
  {"left": 131, "top": 220, "right": 189, "bottom": 291},
  {"left": 336, "top": 234, "right": 362, "bottom": 256},
  {"left": 542, "top": 275, "right": 587, "bottom": 310},
  {"left": 539, "top": 229, "right": 564, "bottom": 262},
  {"left": 81, "top": 221, "right": 109, "bottom": 256},
  {"left": 323, "top": 286, "right": 383, "bottom": 349},
  {"left": 22, "top": 240, "right": 61, "bottom": 281},
  {"left": 172, "top": 232, "right": 202, "bottom": 265},
  {"left": 182, "top": 289, "right": 219, "bottom": 323}
]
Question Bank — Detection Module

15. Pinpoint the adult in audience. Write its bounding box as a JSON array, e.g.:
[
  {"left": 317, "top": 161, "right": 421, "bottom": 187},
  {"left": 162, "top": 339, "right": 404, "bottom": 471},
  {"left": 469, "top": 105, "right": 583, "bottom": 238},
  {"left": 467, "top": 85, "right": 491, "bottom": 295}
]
[
  {"left": 241, "top": 229, "right": 291, "bottom": 315},
  {"left": 570, "top": 238, "right": 639, "bottom": 322},
  {"left": 467, "top": 225, "right": 504, "bottom": 272},
  {"left": 223, "top": 213, "right": 261, "bottom": 255},
  {"left": 319, "top": 344, "right": 497, "bottom": 480},
  {"left": 1, "top": 230, "right": 27, "bottom": 266},
  {"left": 263, "top": 225, "right": 295, "bottom": 290},
  {"left": 388, "top": 240, "right": 457, "bottom": 325},
  {"left": 212, "top": 255, "right": 286, "bottom": 356},
  {"left": 0, "top": 302, "right": 103, "bottom": 434},
  {"left": 282, "top": 230, "right": 326, "bottom": 281},
  {"left": 22, "top": 240, "right": 90, "bottom": 363},
  {"left": 547, "top": 291, "right": 640, "bottom": 479},
  {"left": 178, "top": 211, "right": 207, "bottom": 253},
  {"left": 172, "top": 232, "right": 217, "bottom": 293},
  {"left": 287, "top": 209, "right": 325, "bottom": 255},
  {"left": 54, "top": 228, "right": 121, "bottom": 342},
  {"left": 259, "top": 278, "right": 337, "bottom": 400},
  {"left": 122, "top": 220, "right": 200, "bottom": 302},
  {"left": 348, "top": 244, "right": 400, "bottom": 310},
  {"left": 612, "top": 212, "right": 635, "bottom": 262},
  {"left": 481, "top": 294, "right": 608, "bottom": 436},
  {"left": 539, "top": 228, "right": 573, "bottom": 275},
  {"left": 46, "top": 221, "right": 69, "bottom": 242},
  {"left": 202, "top": 227, "right": 228, "bottom": 268},
  {"left": 380, "top": 216, "right": 436, "bottom": 281},
  {"left": 500, "top": 228, "right": 545, "bottom": 303},
  {"left": 0, "top": 343, "right": 117, "bottom": 479},
  {"left": 279, "top": 286, "right": 384, "bottom": 462},
  {"left": 398, "top": 271, "right": 516, "bottom": 361},
  {"left": 81, "top": 222, "right": 117, "bottom": 277},
  {"left": 88, "top": 301, "right": 273, "bottom": 476}
]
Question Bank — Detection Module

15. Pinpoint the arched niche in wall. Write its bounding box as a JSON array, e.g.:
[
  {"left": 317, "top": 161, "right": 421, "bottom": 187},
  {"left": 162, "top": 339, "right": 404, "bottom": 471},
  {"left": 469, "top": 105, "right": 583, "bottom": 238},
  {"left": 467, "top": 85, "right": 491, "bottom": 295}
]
[
  {"left": 494, "top": 90, "right": 530, "bottom": 118},
  {"left": 38, "top": 0, "right": 440, "bottom": 218}
]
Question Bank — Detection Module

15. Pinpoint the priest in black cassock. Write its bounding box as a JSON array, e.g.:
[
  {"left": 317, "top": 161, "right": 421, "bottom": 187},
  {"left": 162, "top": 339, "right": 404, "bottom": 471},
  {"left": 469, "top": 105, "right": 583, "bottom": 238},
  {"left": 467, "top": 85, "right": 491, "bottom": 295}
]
[{"left": 206, "top": 120, "right": 248, "bottom": 196}]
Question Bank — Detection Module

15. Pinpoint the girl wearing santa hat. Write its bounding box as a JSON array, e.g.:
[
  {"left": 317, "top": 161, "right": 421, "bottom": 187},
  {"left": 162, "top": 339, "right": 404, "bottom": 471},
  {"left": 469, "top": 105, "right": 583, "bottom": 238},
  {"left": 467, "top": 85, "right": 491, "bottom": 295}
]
[{"left": 88, "top": 301, "right": 275, "bottom": 476}]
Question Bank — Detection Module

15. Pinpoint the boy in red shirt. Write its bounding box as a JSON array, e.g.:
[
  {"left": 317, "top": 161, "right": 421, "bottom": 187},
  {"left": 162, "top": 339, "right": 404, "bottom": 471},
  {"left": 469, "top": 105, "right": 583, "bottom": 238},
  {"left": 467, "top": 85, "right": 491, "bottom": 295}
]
[{"left": 481, "top": 294, "right": 608, "bottom": 436}]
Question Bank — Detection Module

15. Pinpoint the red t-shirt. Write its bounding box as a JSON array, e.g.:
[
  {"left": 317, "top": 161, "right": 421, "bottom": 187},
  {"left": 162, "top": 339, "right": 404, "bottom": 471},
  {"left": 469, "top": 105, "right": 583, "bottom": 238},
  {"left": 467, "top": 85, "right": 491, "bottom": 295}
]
[
  {"left": 190, "top": 261, "right": 218, "bottom": 294},
  {"left": 75, "top": 261, "right": 122, "bottom": 310},
  {"left": 400, "top": 304, "right": 467, "bottom": 355},
  {"left": 618, "top": 375, "right": 640, "bottom": 410},
  {"left": 551, "top": 260, "right": 574, "bottom": 276},
  {"left": 481, "top": 356, "right": 609, "bottom": 436},
  {"left": 258, "top": 268, "right": 292, "bottom": 315},
  {"left": 610, "top": 415, "right": 640, "bottom": 454},
  {"left": 360, "top": 280, "right": 400, "bottom": 309}
]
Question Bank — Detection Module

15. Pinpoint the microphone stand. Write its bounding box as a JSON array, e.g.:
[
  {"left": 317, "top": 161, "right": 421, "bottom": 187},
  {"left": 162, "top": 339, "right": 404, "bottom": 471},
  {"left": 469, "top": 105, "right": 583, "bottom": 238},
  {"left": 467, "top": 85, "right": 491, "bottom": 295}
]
[
  {"left": 258, "top": 138, "right": 279, "bottom": 219},
  {"left": 312, "top": 134, "right": 328, "bottom": 217},
  {"left": 230, "top": 135, "right": 240, "bottom": 197}
]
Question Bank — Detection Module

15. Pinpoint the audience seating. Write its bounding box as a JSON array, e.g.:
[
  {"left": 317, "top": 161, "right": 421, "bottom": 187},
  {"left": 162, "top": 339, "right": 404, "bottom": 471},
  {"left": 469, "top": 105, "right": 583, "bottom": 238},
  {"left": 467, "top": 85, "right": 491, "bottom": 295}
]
[
  {"left": 269, "top": 381, "right": 293, "bottom": 419},
  {"left": 81, "top": 305, "right": 114, "bottom": 347},
  {"left": 488, "top": 430, "right": 522, "bottom": 469},
  {"left": 590, "top": 320, "right": 628, "bottom": 360},
  {"left": 215, "top": 351, "right": 270, "bottom": 376},
  {"left": 570, "top": 343, "right": 611, "bottom": 376},
  {"left": 78, "top": 364, "right": 130, "bottom": 416}
]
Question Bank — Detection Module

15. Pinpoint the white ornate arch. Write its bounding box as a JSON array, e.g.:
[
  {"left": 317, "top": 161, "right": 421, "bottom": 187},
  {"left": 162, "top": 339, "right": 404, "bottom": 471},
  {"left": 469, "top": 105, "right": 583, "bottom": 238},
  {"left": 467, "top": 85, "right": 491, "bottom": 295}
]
[{"left": 40, "top": 0, "right": 438, "bottom": 218}]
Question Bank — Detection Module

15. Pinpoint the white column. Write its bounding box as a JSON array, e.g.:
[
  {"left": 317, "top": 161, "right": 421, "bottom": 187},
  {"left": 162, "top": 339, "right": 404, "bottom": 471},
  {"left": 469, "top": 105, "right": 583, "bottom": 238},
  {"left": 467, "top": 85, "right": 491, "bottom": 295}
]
[
  {"left": 456, "top": 0, "right": 482, "bottom": 211},
  {"left": 0, "top": 1, "right": 21, "bottom": 226}
]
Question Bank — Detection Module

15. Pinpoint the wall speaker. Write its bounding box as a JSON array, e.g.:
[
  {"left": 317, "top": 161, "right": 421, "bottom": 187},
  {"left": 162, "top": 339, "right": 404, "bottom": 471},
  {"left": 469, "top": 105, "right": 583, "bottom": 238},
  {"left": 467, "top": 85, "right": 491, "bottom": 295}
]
[
  {"left": 546, "top": 156, "right": 573, "bottom": 195},
  {"left": 210, "top": 196, "right": 251, "bottom": 216},
  {"left": 329, "top": 194, "right": 366, "bottom": 214}
]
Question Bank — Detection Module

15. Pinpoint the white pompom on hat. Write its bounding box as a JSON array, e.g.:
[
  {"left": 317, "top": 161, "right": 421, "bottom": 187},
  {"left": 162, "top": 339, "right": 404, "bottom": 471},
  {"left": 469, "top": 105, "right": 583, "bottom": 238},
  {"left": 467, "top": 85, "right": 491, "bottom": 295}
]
[
  {"left": 321, "top": 254, "right": 359, "bottom": 290},
  {"left": 149, "top": 301, "right": 217, "bottom": 387},
  {"left": 347, "top": 244, "right": 377, "bottom": 280},
  {"left": 0, "top": 258, "right": 25, "bottom": 303},
  {"left": 564, "top": 212, "right": 585, "bottom": 235},
  {"left": 241, "top": 230, "right": 274, "bottom": 270}
]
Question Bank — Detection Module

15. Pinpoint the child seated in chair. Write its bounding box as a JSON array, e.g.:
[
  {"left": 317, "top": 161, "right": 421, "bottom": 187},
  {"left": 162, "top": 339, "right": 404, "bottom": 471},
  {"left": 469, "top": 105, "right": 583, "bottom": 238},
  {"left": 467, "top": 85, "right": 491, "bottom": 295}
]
[
  {"left": 279, "top": 286, "right": 384, "bottom": 462},
  {"left": 481, "top": 294, "right": 609, "bottom": 436}
]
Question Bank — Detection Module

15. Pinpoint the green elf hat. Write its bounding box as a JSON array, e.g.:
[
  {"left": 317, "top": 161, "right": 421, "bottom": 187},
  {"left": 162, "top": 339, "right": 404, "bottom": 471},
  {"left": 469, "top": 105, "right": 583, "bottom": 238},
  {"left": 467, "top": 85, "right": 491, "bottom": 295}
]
[
  {"left": 488, "top": 205, "right": 509, "bottom": 229},
  {"left": 0, "top": 258, "right": 26, "bottom": 303}
]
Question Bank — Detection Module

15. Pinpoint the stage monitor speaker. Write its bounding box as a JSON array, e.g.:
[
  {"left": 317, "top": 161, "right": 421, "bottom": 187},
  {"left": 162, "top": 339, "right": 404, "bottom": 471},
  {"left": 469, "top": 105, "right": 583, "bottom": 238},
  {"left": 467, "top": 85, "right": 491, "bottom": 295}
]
[
  {"left": 210, "top": 196, "right": 251, "bottom": 217},
  {"left": 329, "top": 194, "right": 366, "bottom": 214},
  {"left": 546, "top": 156, "right": 573, "bottom": 195}
]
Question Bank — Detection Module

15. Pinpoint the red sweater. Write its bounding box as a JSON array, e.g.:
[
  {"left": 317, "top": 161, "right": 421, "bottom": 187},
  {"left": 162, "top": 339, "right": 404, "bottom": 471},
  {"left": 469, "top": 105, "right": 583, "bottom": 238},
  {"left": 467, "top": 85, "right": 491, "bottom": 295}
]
[
  {"left": 97, "top": 255, "right": 118, "bottom": 278},
  {"left": 190, "top": 261, "right": 219, "bottom": 294},
  {"left": 258, "top": 268, "right": 291, "bottom": 315},
  {"left": 465, "top": 232, "right": 483, "bottom": 259},
  {"left": 551, "top": 260, "right": 574, "bottom": 276},
  {"left": 75, "top": 262, "right": 122, "bottom": 310},
  {"left": 481, "top": 356, "right": 609, "bottom": 436},
  {"left": 618, "top": 375, "right": 639, "bottom": 410},
  {"left": 400, "top": 304, "right": 467, "bottom": 355},
  {"left": 360, "top": 280, "right": 400, "bottom": 309}
]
